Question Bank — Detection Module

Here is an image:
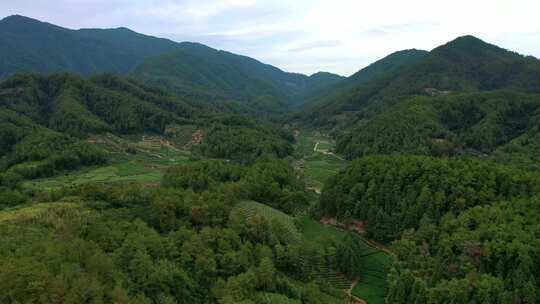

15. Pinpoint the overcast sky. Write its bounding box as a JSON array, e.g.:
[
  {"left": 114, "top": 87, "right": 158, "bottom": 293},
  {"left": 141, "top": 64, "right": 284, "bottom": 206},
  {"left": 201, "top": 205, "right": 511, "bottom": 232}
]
[{"left": 2, "top": 0, "right": 540, "bottom": 76}]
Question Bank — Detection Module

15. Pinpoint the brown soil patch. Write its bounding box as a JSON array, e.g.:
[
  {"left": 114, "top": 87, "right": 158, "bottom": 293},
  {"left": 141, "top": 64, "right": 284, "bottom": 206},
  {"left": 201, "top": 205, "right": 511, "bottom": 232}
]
[
  {"left": 320, "top": 216, "right": 365, "bottom": 234},
  {"left": 184, "top": 129, "right": 205, "bottom": 149}
]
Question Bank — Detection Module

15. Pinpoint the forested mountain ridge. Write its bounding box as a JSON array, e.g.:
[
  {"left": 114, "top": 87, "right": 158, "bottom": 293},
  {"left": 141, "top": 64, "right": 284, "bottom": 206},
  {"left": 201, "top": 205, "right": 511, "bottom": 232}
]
[
  {"left": 303, "top": 36, "right": 540, "bottom": 126},
  {"left": 298, "top": 36, "right": 540, "bottom": 166},
  {"left": 0, "top": 15, "right": 180, "bottom": 77},
  {"left": 336, "top": 90, "right": 540, "bottom": 166},
  {"left": 300, "top": 49, "right": 429, "bottom": 123},
  {"left": 0, "top": 73, "right": 194, "bottom": 180},
  {"left": 132, "top": 43, "right": 344, "bottom": 109},
  {"left": 301, "top": 49, "right": 428, "bottom": 111},
  {"left": 0, "top": 15, "right": 343, "bottom": 112},
  {"left": 310, "top": 36, "right": 540, "bottom": 304},
  {"left": 0, "top": 73, "right": 295, "bottom": 183}
]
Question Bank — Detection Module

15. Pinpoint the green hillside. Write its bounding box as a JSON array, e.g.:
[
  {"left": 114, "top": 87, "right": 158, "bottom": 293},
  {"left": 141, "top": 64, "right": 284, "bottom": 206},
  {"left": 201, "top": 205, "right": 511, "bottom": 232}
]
[
  {"left": 0, "top": 15, "right": 343, "bottom": 114},
  {"left": 0, "top": 72, "right": 295, "bottom": 185},
  {"left": 304, "top": 36, "right": 540, "bottom": 126},
  {"left": 0, "top": 15, "right": 180, "bottom": 77},
  {"left": 336, "top": 91, "right": 540, "bottom": 166},
  {"left": 301, "top": 49, "right": 428, "bottom": 123},
  {"left": 132, "top": 45, "right": 343, "bottom": 112},
  {"left": 298, "top": 36, "right": 540, "bottom": 168}
]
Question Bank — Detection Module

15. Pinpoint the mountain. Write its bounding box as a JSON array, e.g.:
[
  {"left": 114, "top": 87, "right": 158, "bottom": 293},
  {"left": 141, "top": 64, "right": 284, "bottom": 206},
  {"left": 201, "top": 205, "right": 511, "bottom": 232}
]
[
  {"left": 0, "top": 72, "right": 210, "bottom": 178},
  {"left": 0, "top": 15, "right": 344, "bottom": 111},
  {"left": 336, "top": 91, "right": 540, "bottom": 165},
  {"left": 132, "top": 44, "right": 344, "bottom": 109},
  {"left": 349, "top": 49, "right": 429, "bottom": 82},
  {"left": 304, "top": 36, "right": 540, "bottom": 126},
  {"left": 0, "top": 15, "right": 180, "bottom": 77},
  {"left": 301, "top": 49, "right": 428, "bottom": 123},
  {"left": 297, "top": 36, "right": 540, "bottom": 165},
  {"left": 314, "top": 37, "right": 540, "bottom": 304},
  {"left": 0, "top": 72, "right": 212, "bottom": 136}
]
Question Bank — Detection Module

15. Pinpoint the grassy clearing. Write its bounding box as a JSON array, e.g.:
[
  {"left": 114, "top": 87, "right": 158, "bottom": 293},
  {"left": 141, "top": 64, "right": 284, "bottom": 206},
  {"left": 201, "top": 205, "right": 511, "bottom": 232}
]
[
  {"left": 23, "top": 161, "right": 163, "bottom": 192},
  {"left": 295, "top": 130, "right": 348, "bottom": 191},
  {"left": 24, "top": 134, "right": 191, "bottom": 192},
  {"left": 294, "top": 130, "right": 318, "bottom": 157},
  {"left": 299, "top": 217, "right": 391, "bottom": 304},
  {"left": 303, "top": 154, "right": 347, "bottom": 189}
]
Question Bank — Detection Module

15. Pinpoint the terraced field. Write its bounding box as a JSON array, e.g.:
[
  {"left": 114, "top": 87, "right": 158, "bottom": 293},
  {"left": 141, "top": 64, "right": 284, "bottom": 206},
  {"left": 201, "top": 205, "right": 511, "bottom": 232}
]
[
  {"left": 233, "top": 200, "right": 392, "bottom": 303},
  {"left": 307, "top": 260, "right": 352, "bottom": 290},
  {"left": 233, "top": 200, "right": 301, "bottom": 243},
  {"left": 294, "top": 129, "right": 392, "bottom": 303},
  {"left": 299, "top": 218, "right": 391, "bottom": 304},
  {"left": 23, "top": 134, "right": 191, "bottom": 192}
]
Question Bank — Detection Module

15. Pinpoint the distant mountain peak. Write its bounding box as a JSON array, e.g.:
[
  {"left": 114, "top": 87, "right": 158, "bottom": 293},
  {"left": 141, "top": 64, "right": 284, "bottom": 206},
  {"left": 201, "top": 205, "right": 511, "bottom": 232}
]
[
  {"left": 348, "top": 48, "right": 428, "bottom": 82},
  {"left": 1, "top": 14, "right": 39, "bottom": 23},
  {"left": 451, "top": 35, "right": 485, "bottom": 43},
  {"left": 434, "top": 35, "right": 499, "bottom": 53},
  {"left": 0, "top": 14, "right": 66, "bottom": 32},
  {"left": 309, "top": 71, "right": 345, "bottom": 78}
]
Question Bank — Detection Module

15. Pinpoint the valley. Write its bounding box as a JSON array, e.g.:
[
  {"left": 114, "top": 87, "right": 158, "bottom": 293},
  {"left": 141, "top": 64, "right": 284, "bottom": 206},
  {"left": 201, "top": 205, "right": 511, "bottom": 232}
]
[{"left": 1, "top": 12, "right": 540, "bottom": 304}]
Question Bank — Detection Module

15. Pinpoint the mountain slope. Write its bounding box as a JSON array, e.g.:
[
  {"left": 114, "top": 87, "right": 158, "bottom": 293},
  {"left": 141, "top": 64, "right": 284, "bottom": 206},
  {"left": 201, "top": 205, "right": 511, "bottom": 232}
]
[
  {"left": 0, "top": 15, "right": 180, "bottom": 77},
  {"left": 0, "top": 72, "right": 206, "bottom": 178},
  {"left": 348, "top": 49, "right": 429, "bottom": 84},
  {"left": 302, "top": 49, "right": 428, "bottom": 123},
  {"left": 0, "top": 73, "right": 207, "bottom": 136},
  {"left": 304, "top": 36, "right": 540, "bottom": 126},
  {"left": 132, "top": 44, "right": 344, "bottom": 108},
  {"left": 335, "top": 91, "right": 540, "bottom": 166},
  {"left": 0, "top": 15, "right": 344, "bottom": 111}
]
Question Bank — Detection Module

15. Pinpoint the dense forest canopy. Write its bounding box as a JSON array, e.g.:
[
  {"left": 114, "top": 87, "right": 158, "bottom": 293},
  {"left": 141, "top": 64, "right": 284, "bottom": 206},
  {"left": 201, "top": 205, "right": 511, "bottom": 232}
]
[
  {"left": 321, "top": 155, "right": 540, "bottom": 303},
  {"left": 0, "top": 158, "right": 349, "bottom": 303},
  {"left": 335, "top": 91, "right": 540, "bottom": 166}
]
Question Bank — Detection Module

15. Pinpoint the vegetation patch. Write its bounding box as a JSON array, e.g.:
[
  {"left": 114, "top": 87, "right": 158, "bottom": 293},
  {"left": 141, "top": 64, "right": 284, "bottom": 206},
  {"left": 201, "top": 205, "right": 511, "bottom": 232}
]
[
  {"left": 299, "top": 217, "right": 392, "bottom": 304},
  {"left": 294, "top": 130, "right": 347, "bottom": 192},
  {"left": 234, "top": 200, "right": 301, "bottom": 243}
]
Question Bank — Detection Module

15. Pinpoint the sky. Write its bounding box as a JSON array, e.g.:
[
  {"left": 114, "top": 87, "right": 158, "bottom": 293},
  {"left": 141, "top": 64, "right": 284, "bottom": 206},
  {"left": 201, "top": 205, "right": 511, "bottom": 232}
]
[{"left": 2, "top": 0, "right": 540, "bottom": 76}]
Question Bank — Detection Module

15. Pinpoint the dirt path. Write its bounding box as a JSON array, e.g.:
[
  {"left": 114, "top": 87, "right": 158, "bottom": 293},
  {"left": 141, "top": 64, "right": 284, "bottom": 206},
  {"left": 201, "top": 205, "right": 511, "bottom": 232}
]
[
  {"left": 347, "top": 279, "right": 367, "bottom": 304},
  {"left": 307, "top": 186, "right": 321, "bottom": 194},
  {"left": 320, "top": 218, "right": 394, "bottom": 304},
  {"left": 313, "top": 140, "right": 345, "bottom": 160}
]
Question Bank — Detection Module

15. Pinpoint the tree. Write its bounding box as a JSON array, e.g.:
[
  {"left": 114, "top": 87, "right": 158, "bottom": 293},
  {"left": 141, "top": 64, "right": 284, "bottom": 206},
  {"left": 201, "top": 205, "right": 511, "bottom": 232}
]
[
  {"left": 336, "top": 234, "right": 362, "bottom": 278},
  {"left": 257, "top": 257, "right": 276, "bottom": 291}
]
